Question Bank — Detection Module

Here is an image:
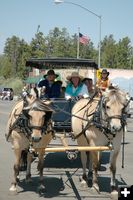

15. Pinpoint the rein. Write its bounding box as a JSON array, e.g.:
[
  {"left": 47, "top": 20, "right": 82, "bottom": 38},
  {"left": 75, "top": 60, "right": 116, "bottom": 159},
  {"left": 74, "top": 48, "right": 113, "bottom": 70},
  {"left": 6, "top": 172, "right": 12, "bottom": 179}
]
[
  {"left": 6, "top": 107, "right": 52, "bottom": 142},
  {"left": 52, "top": 91, "right": 98, "bottom": 123},
  {"left": 74, "top": 94, "right": 129, "bottom": 144},
  {"left": 6, "top": 112, "right": 32, "bottom": 141}
]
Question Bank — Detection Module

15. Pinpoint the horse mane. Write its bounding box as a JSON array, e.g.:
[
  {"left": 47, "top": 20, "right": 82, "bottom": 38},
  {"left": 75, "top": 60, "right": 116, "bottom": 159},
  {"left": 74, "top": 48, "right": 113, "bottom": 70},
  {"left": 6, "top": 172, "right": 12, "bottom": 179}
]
[
  {"left": 104, "top": 86, "right": 126, "bottom": 105},
  {"left": 24, "top": 98, "right": 53, "bottom": 112}
]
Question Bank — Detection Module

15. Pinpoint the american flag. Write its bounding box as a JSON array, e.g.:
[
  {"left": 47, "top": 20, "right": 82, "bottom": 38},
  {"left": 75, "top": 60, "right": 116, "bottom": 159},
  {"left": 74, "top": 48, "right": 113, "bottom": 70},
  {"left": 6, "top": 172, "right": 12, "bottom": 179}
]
[{"left": 79, "top": 32, "right": 89, "bottom": 45}]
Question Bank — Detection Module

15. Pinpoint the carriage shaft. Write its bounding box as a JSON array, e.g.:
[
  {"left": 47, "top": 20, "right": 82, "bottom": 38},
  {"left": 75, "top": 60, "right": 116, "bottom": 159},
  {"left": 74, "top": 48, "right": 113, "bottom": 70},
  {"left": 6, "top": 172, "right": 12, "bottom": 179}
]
[{"left": 32, "top": 146, "right": 111, "bottom": 152}]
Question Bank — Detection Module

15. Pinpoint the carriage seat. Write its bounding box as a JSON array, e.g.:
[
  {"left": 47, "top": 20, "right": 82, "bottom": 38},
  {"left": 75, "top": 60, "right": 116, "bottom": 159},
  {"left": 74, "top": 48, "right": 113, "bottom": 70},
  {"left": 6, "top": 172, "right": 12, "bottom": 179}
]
[{"left": 50, "top": 99, "right": 75, "bottom": 132}]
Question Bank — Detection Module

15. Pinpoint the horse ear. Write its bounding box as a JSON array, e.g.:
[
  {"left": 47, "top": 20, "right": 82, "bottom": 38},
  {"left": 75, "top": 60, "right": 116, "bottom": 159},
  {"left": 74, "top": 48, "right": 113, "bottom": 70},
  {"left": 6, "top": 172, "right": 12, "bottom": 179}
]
[
  {"left": 22, "top": 95, "right": 33, "bottom": 110},
  {"left": 44, "top": 106, "right": 55, "bottom": 112},
  {"left": 42, "top": 100, "right": 51, "bottom": 105},
  {"left": 42, "top": 100, "right": 55, "bottom": 112},
  {"left": 29, "top": 88, "right": 39, "bottom": 99},
  {"left": 42, "top": 102, "right": 55, "bottom": 112},
  {"left": 23, "top": 105, "right": 31, "bottom": 111},
  {"left": 25, "top": 94, "right": 36, "bottom": 105},
  {"left": 102, "top": 96, "right": 108, "bottom": 109}
]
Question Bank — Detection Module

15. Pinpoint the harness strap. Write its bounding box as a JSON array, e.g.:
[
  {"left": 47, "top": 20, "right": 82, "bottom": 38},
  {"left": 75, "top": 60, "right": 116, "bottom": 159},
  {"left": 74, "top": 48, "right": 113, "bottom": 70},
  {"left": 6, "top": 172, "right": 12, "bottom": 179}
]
[
  {"left": 6, "top": 113, "right": 24, "bottom": 141},
  {"left": 52, "top": 92, "right": 99, "bottom": 123},
  {"left": 53, "top": 103, "right": 89, "bottom": 122},
  {"left": 122, "top": 125, "right": 125, "bottom": 168},
  {"left": 73, "top": 119, "right": 92, "bottom": 140},
  {"left": 6, "top": 110, "right": 54, "bottom": 141},
  {"left": 73, "top": 106, "right": 94, "bottom": 140},
  {"left": 74, "top": 90, "right": 98, "bottom": 115}
]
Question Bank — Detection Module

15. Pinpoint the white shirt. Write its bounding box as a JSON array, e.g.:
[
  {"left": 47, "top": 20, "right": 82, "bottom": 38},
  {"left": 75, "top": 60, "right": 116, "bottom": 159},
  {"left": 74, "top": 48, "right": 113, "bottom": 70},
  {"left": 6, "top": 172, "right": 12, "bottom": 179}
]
[{"left": 79, "top": 84, "right": 89, "bottom": 97}]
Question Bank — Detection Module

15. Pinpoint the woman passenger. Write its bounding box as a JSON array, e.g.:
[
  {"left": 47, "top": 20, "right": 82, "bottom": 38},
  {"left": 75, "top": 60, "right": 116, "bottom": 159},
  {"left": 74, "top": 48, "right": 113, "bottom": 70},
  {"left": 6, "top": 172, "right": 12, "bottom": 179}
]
[{"left": 65, "top": 72, "right": 89, "bottom": 99}]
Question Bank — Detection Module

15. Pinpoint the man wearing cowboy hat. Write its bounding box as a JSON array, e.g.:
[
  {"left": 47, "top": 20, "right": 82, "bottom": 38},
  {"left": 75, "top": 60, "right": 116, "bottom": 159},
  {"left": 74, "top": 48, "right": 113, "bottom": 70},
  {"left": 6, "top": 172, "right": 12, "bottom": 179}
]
[
  {"left": 38, "top": 69, "right": 61, "bottom": 98},
  {"left": 96, "top": 69, "right": 111, "bottom": 92},
  {"left": 65, "top": 71, "right": 89, "bottom": 99}
]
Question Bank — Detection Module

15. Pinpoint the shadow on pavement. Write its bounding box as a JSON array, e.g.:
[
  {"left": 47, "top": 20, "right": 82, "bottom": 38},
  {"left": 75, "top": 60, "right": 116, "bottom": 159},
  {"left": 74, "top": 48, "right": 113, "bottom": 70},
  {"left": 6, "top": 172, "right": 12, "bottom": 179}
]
[
  {"left": 17, "top": 171, "right": 128, "bottom": 198},
  {"left": 17, "top": 151, "right": 128, "bottom": 198},
  {"left": 18, "top": 176, "right": 66, "bottom": 198},
  {"left": 98, "top": 176, "right": 127, "bottom": 193}
]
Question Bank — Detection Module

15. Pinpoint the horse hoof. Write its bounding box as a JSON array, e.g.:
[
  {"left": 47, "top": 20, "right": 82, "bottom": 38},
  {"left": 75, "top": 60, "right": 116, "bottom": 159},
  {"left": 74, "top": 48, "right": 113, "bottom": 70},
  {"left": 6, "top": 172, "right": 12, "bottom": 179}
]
[
  {"left": 79, "top": 177, "right": 88, "bottom": 188},
  {"left": 92, "top": 183, "right": 100, "bottom": 193},
  {"left": 9, "top": 185, "right": 17, "bottom": 194},
  {"left": 60, "top": 185, "right": 65, "bottom": 191},
  {"left": 38, "top": 185, "right": 46, "bottom": 195},
  {"left": 111, "top": 190, "right": 118, "bottom": 199}
]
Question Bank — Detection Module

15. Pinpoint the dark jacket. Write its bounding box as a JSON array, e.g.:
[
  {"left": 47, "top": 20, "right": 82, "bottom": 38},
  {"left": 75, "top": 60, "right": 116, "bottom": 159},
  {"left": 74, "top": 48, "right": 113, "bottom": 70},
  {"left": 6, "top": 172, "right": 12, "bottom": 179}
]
[{"left": 38, "top": 79, "right": 61, "bottom": 98}]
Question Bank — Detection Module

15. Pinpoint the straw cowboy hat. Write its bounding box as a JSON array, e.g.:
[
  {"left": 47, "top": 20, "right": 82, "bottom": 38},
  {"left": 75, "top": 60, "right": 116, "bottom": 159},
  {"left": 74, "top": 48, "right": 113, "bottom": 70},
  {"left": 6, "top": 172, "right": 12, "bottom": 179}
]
[
  {"left": 101, "top": 69, "right": 110, "bottom": 76},
  {"left": 44, "top": 69, "right": 59, "bottom": 78},
  {"left": 66, "top": 72, "right": 83, "bottom": 80}
]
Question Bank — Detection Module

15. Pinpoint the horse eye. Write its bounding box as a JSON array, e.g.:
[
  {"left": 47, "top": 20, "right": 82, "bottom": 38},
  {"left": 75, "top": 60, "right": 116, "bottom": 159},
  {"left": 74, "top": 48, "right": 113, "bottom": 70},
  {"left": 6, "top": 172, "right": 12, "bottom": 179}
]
[
  {"left": 29, "top": 115, "right": 32, "bottom": 119},
  {"left": 106, "top": 105, "right": 110, "bottom": 109}
]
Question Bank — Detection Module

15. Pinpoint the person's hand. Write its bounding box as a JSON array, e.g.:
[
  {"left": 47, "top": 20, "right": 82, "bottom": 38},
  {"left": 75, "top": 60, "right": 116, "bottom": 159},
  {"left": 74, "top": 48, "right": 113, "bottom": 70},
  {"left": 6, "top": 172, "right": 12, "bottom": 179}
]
[
  {"left": 78, "top": 95, "right": 83, "bottom": 99},
  {"left": 66, "top": 95, "right": 71, "bottom": 100}
]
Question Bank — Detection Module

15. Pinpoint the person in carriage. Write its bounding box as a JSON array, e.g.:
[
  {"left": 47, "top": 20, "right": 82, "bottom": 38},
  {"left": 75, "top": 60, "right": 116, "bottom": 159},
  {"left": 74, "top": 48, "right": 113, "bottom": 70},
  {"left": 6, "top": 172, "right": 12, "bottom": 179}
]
[
  {"left": 38, "top": 69, "right": 61, "bottom": 99},
  {"left": 82, "top": 77, "right": 95, "bottom": 97},
  {"left": 65, "top": 71, "right": 89, "bottom": 100},
  {"left": 96, "top": 69, "right": 111, "bottom": 93}
]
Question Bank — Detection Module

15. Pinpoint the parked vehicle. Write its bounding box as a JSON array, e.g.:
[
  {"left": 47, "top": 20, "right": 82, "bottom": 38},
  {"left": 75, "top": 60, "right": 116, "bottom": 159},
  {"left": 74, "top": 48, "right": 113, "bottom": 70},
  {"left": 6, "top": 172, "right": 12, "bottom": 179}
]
[{"left": 0, "top": 88, "right": 14, "bottom": 100}]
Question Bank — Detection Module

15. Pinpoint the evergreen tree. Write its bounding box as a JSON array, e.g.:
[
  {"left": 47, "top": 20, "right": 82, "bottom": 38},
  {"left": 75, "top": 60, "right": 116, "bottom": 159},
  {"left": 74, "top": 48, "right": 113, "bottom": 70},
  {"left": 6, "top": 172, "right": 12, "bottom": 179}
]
[
  {"left": 101, "top": 35, "right": 117, "bottom": 68},
  {"left": 116, "top": 37, "right": 132, "bottom": 69}
]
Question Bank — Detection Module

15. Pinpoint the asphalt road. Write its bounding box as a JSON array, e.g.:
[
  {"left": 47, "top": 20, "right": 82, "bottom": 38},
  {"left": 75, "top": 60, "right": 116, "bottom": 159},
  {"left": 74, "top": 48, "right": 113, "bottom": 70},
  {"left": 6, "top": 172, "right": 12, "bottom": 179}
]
[{"left": 0, "top": 100, "right": 133, "bottom": 200}]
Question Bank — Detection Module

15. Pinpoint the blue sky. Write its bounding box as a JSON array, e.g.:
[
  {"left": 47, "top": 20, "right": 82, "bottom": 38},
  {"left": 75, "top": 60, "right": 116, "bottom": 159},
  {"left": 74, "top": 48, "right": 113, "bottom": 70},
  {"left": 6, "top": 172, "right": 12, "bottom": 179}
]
[{"left": 0, "top": 0, "right": 133, "bottom": 54}]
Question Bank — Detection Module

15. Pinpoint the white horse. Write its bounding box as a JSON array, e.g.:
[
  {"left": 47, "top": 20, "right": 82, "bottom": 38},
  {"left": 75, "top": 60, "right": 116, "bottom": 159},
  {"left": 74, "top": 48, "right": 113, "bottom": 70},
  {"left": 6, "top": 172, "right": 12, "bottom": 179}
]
[{"left": 72, "top": 86, "right": 129, "bottom": 194}]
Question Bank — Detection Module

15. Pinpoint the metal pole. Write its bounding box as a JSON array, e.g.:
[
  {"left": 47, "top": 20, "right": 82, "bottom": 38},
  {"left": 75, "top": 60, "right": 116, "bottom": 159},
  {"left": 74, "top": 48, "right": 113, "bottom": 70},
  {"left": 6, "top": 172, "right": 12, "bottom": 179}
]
[
  {"left": 54, "top": 0, "right": 101, "bottom": 68},
  {"left": 77, "top": 27, "right": 80, "bottom": 59},
  {"left": 98, "top": 16, "right": 102, "bottom": 68},
  {"left": 31, "top": 146, "right": 112, "bottom": 152}
]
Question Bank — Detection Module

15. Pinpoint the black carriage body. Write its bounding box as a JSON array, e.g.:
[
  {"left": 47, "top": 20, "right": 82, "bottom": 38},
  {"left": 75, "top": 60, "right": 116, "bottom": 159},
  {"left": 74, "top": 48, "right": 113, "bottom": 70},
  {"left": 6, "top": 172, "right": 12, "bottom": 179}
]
[
  {"left": 26, "top": 57, "right": 98, "bottom": 133},
  {"left": 50, "top": 98, "right": 76, "bottom": 132}
]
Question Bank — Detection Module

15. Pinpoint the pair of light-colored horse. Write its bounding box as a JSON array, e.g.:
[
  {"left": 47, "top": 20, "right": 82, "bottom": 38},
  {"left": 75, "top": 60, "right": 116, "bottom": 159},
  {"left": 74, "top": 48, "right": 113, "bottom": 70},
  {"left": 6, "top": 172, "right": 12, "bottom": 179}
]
[{"left": 7, "top": 86, "right": 130, "bottom": 195}]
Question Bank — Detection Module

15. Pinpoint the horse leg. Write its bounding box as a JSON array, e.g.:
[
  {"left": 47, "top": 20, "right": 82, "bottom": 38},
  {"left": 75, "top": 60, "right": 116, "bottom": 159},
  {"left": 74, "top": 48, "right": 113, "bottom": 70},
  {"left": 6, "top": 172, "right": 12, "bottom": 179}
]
[
  {"left": 37, "top": 151, "right": 45, "bottom": 194},
  {"left": 110, "top": 150, "right": 119, "bottom": 192},
  {"left": 91, "top": 151, "right": 99, "bottom": 192},
  {"left": 80, "top": 151, "right": 88, "bottom": 187},
  {"left": 77, "top": 136, "right": 88, "bottom": 187},
  {"left": 26, "top": 152, "right": 33, "bottom": 182},
  {"left": 9, "top": 149, "right": 21, "bottom": 192}
]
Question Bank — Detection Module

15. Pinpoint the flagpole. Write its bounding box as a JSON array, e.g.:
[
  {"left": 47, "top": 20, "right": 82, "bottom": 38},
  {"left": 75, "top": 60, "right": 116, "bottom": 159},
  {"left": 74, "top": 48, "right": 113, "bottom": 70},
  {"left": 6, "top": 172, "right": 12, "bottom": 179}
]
[
  {"left": 54, "top": 0, "right": 101, "bottom": 68},
  {"left": 77, "top": 27, "right": 80, "bottom": 59}
]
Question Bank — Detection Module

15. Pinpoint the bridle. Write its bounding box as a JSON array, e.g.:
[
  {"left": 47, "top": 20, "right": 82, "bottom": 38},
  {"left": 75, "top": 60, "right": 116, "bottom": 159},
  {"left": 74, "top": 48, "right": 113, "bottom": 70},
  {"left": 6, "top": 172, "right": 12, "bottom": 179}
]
[
  {"left": 7, "top": 107, "right": 53, "bottom": 141},
  {"left": 24, "top": 108, "right": 48, "bottom": 134},
  {"left": 93, "top": 96, "right": 129, "bottom": 139}
]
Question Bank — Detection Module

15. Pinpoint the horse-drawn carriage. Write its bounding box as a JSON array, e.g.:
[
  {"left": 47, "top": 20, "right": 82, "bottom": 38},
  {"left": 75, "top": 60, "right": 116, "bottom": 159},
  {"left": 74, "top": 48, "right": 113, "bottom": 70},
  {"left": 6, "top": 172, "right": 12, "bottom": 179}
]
[
  {"left": 25, "top": 57, "right": 98, "bottom": 135},
  {"left": 7, "top": 57, "right": 131, "bottom": 196}
]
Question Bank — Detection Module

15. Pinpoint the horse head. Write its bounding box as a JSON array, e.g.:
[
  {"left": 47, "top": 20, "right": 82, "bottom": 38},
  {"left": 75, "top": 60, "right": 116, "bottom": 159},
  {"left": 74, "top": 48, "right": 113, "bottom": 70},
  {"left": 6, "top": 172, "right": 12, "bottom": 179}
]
[
  {"left": 22, "top": 98, "right": 53, "bottom": 143},
  {"left": 101, "top": 86, "right": 128, "bottom": 133}
]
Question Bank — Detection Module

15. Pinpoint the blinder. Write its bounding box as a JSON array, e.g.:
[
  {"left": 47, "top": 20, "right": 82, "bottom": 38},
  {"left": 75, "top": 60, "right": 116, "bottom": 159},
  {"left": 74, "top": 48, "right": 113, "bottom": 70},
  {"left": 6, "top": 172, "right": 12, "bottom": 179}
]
[
  {"left": 100, "top": 96, "right": 128, "bottom": 133},
  {"left": 22, "top": 107, "right": 52, "bottom": 138}
]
